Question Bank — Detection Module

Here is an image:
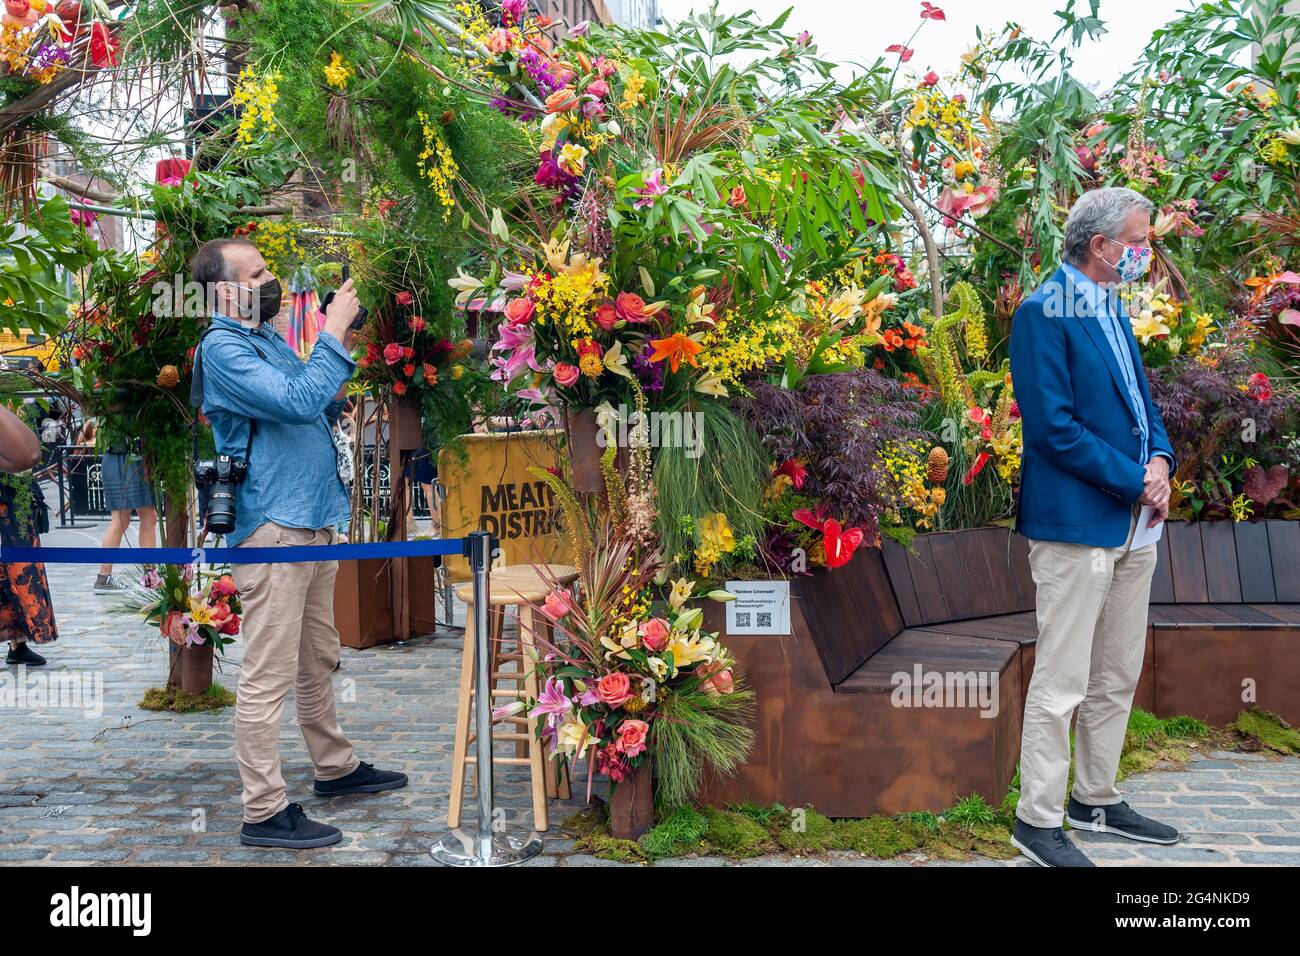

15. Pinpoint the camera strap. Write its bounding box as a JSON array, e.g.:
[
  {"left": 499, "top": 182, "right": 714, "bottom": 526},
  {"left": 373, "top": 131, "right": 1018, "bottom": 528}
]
[{"left": 191, "top": 326, "right": 261, "bottom": 464}]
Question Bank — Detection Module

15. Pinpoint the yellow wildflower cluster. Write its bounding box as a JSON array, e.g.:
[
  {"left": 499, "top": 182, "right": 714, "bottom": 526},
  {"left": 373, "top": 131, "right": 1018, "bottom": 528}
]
[
  {"left": 250, "top": 219, "right": 303, "bottom": 280},
  {"left": 697, "top": 307, "right": 800, "bottom": 386},
  {"left": 415, "top": 110, "right": 460, "bottom": 219},
  {"left": 694, "top": 512, "right": 735, "bottom": 578},
  {"left": 231, "top": 66, "right": 281, "bottom": 147},
  {"left": 621, "top": 70, "right": 647, "bottom": 110},
  {"left": 528, "top": 239, "right": 609, "bottom": 341},
  {"left": 454, "top": 1, "right": 495, "bottom": 47},
  {"left": 0, "top": 24, "right": 29, "bottom": 74},
  {"left": 323, "top": 51, "right": 353, "bottom": 91},
  {"left": 883, "top": 441, "right": 947, "bottom": 531},
  {"left": 907, "top": 88, "right": 977, "bottom": 150}
]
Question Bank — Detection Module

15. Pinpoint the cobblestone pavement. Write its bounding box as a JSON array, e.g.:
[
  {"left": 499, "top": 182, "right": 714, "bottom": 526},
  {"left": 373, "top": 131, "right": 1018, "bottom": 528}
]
[{"left": 2, "top": 515, "right": 1298, "bottom": 867}]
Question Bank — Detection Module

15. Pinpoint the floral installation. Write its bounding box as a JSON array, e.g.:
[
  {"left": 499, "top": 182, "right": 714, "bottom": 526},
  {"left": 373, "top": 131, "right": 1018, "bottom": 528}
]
[
  {"left": 516, "top": 415, "right": 754, "bottom": 808},
  {"left": 139, "top": 565, "right": 242, "bottom": 654}
]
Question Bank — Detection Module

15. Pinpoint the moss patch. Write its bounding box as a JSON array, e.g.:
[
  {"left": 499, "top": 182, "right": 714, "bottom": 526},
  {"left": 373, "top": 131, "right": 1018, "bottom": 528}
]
[
  {"left": 1233, "top": 708, "right": 1300, "bottom": 755},
  {"left": 775, "top": 807, "right": 837, "bottom": 854},
  {"left": 700, "top": 806, "right": 769, "bottom": 858},
  {"left": 832, "top": 815, "right": 924, "bottom": 857},
  {"left": 139, "top": 683, "right": 236, "bottom": 712}
]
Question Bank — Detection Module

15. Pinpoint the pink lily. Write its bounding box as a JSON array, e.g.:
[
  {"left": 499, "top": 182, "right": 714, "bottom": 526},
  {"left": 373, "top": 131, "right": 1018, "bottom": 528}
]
[
  {"left": 528, "top": 677, "right": 573, "bottom": 725},
  {"left": 633, "top": 168, "right": 669, "bottom": 210}
]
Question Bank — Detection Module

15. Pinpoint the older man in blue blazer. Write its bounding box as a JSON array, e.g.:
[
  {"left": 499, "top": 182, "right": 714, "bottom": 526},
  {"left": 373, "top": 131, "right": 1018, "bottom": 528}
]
[{"left": 1008, "top": 187, "right": 1181, "bottom": 867}]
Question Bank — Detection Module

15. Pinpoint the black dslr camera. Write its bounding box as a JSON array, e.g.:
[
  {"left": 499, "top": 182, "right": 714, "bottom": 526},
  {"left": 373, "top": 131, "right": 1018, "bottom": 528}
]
[
  {"left": 194, "top": 455, "right": 248, "bottom": 536},
  {"left": 321, "top": 261, "right": 368, "bottom": 330}
]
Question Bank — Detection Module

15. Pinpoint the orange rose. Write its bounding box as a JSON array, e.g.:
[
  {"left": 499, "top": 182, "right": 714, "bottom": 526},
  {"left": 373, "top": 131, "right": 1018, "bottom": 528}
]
[
  {"left": 545, "top": 88, "right": 579, "bottom": 113},
  {"left": 596, "top": 671, "right": 633, "bottom": 707}
]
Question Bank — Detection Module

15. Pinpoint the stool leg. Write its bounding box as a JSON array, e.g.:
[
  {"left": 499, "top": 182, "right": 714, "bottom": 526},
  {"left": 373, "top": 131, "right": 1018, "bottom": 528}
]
[
  {"left": 518, "top": 606, "right": 549, "bottom": 831},
  {"left": 446, "top": 601, "right": 476, "bottom": 828}
]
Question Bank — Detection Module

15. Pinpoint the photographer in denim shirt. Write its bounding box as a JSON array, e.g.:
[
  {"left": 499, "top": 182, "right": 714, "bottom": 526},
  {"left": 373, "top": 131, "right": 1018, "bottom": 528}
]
[{"left": 192, "top": 238, "right": 406, "bottom": 850}]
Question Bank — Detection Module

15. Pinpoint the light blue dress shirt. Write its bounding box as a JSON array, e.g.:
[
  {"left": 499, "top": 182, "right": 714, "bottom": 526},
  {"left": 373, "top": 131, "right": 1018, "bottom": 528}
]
[
  {"left": 199, "top": 314, "right": 354, "bottom": 546},
  {"left": 1063, "top": 263, "right": 1151, "bottom": 463}
]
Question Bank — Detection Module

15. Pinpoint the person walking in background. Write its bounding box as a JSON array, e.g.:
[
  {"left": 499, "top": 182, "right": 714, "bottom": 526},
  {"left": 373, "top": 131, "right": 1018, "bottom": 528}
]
[
  {"left": 1008, "top": 187, "right": 1179, "bottom": 867},
  {"left": 94, "top": 435, "right": 159, "bottom": 594},
  {"left": 0, "top": 403, "right": 58, "bottom": 667}
]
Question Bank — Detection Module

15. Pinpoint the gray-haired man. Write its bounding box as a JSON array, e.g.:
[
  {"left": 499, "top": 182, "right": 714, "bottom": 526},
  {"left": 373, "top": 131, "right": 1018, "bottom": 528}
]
[{"left": 1008, "top": 187, "right": 1181, "bottom": 867}]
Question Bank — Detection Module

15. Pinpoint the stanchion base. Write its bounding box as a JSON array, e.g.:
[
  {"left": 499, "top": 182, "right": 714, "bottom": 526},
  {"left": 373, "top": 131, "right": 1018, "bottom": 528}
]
[{"left": 429, "top": 827, "right": 544, "bottom": 867}]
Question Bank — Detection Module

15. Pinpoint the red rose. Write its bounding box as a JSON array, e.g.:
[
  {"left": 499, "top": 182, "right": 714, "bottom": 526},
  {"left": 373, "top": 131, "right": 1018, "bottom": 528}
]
[
  {"left": 638, "top": 618, "right": 670, "bottom": 653},
  {"left": 395, "top": 291, "right": 414, "bottom": 306},
  {"left": 219, "top": 615, "right": 241, "bottom": 636},
  {"left": 410, "top": 315, "right": 426, "bottom": 332},
  {"left": 393, "top": 381, "right": 408, "bottom": 396},
  {"left": 614, "top": 718, "right": 649, "bottom": 757},
  {"left": 403, "top": 346, "right": 415, "bottom": 359},
  {"left": 504, "top": 298, "right": 536, "bottom": 326},
  {"left": 615, "top": 291, "right": 649, "bottom": 323},
  {"left": 383, "top": 342, "right": 403, "bottom": 365},
  {"left": 594, "top": 301, "right": 618, "bottom": 331},
  {"left": 403, "top": 363, "right": 416, "bottom": 377},
  {"left": 596, "top": 671, "right": 633, "bottom": 707}
]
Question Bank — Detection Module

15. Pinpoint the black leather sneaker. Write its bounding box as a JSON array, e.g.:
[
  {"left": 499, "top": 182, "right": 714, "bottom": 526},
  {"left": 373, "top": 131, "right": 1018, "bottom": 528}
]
[
  {"left": 240, "top": 803, "right": 341, "bottom": 849},
  {"left": 1066, "top": 796, "right": 1180, "bottom": 844},
  {"left": 1011, "top": 818, "right": 1096, "bottom": 867},
  {"left": 314, "top": 761, "right": 408, "bottom": 797},
  {"left": 5, "top": 644, "right": 46, "bottom": 666}
]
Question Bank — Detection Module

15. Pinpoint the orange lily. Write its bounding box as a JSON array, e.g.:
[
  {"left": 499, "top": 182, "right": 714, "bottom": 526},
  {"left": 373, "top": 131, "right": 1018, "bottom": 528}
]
[{"left": 648, "top": 333, "right": 703, "bottom": 373}]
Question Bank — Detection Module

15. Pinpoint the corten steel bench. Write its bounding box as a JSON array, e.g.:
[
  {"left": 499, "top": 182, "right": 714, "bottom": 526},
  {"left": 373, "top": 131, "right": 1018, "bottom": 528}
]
[{"left": 698, "top": 521, "right": 1300, "bottom": 819}]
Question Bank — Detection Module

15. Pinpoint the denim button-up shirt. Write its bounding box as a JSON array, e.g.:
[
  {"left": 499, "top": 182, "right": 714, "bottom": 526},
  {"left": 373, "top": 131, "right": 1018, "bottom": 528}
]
[{"left": 199, "top": 314, "right": 354, "bottom": 546}]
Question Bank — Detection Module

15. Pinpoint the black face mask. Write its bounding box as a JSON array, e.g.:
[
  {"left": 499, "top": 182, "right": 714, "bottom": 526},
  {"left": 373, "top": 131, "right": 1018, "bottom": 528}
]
[{"left": 235, "top": 276, "right": 282, "bottom": 323}]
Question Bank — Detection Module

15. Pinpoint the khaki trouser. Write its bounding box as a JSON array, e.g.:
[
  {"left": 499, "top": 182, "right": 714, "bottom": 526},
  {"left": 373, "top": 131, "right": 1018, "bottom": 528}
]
[
  {"left": 233, "top": 522, "right": 358, "bottom": 823},
  {"left": 1016, "top": 507, "right": 1157, "bottom": 828}
]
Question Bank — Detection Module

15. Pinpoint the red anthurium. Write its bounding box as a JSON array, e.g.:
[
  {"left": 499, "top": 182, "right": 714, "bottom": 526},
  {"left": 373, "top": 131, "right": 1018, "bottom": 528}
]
[
  {"left": 920, "top": 2, "right": 946, "bottom": 20},
  {"left": 962, "top": 452, "right": 991, "bottom": 486},
  {"left": 822, "top": 520, "right": 865, "bottom": 569},
  {"left": 774, "top": 458, "right": 808, "bottom": 489},
  {"left": 89, "top": 22, "right": 119, "bottom": 69},
  {"left": 886, "top": 44, "right": 914, "bottom": 62}
]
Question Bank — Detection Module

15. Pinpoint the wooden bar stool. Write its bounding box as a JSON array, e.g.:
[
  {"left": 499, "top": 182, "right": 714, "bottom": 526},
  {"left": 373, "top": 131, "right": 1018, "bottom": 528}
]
[{"left": 447, "top": 564, "right": 579, "bottom": 832}]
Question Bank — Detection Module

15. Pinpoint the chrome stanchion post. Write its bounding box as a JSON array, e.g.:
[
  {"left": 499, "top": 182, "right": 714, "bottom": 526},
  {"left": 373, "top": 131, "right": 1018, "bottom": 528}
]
[{"left": 431, "top": 531, "right": 542, "bottom": 866}]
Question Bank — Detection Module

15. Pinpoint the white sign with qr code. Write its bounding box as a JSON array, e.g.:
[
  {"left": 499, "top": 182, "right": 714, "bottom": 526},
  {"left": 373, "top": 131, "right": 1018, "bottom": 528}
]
[{"left": 724, "top": 580, "right": 791, "bottom": 635}]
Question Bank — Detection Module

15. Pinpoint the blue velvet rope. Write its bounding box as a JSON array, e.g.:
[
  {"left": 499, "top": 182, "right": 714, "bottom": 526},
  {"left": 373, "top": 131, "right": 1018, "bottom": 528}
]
[{"left": 0, "top": 537, "right": 470, "bottom": 565}]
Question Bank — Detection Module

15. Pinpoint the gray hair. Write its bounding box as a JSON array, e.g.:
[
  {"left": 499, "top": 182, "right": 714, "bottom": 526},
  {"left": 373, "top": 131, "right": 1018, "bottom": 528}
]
[{"left": 1062, "top": 187, "right": 1154, "bottom": 266}]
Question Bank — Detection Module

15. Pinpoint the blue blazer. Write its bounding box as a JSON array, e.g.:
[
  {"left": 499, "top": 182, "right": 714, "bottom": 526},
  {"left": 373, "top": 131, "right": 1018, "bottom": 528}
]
[{"left": 1009, "top": 266, "right": 1176, "bottom": 548}]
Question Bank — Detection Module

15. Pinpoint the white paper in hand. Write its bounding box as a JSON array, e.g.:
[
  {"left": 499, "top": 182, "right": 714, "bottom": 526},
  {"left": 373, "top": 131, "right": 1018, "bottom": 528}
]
[{"left": 1129, "top": 504, "right": 1164, "bottom": 551}]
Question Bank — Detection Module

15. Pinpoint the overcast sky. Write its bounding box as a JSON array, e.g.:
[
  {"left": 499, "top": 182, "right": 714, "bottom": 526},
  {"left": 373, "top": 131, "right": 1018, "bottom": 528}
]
[{"left": 656, "top": 0, "right": 1194, "bottom": 90}]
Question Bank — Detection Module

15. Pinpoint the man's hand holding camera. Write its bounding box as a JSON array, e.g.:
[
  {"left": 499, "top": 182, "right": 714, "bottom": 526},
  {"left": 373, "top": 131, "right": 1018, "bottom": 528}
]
[{"left": 322, "top": 278, "right": 360, "bottom": 348}]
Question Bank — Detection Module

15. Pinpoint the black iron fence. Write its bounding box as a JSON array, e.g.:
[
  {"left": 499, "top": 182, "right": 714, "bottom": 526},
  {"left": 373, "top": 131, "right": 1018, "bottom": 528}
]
[{"left": 47, "top": 444, "right": 433, "bottom": 526}]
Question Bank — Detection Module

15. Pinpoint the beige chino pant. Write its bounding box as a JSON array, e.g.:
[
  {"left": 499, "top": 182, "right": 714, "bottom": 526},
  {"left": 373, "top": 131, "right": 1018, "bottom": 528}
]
[
  {"left": 233, "top": 522, "right": 358, "bottom": 823},
  {"left": 1016, "top": 507, "right": 1157, "bottom": 828}
]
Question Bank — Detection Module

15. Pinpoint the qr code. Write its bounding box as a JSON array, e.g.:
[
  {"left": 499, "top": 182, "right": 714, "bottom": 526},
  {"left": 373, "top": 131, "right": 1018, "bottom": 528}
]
[
  {"left": 757, "top": 612, "right": 772, "bottom": 628},
  {"left": 735, "top": 612, "right": 751, "bottom": 627}
]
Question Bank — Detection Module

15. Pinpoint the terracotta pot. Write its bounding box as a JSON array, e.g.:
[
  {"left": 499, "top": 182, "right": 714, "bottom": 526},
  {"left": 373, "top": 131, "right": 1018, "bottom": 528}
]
[
  {"left": 609, "top": 759, "right": 654, "bottom": 840},
  {"left": 564, "top": 407, "right": 605, "bottom": 493},
  {"left": 180, "top": 641, "right": 214, "bottom": 695}
]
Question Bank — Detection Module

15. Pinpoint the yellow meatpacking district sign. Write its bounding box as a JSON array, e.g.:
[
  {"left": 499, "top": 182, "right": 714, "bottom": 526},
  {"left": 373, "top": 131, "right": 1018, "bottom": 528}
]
[{"left": 438, "top": 429, "right": 575, "bottom": 582}]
